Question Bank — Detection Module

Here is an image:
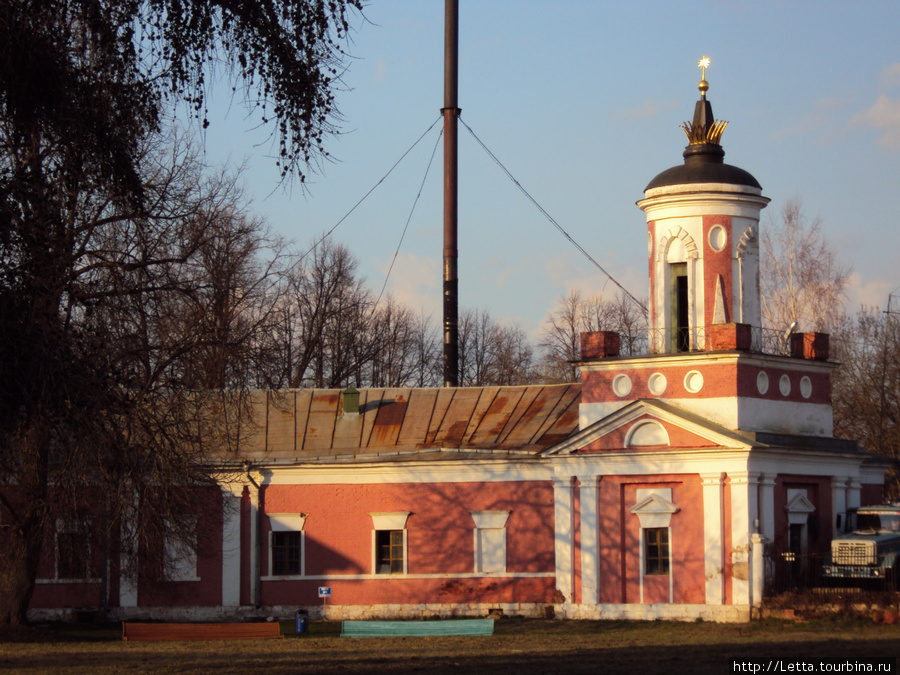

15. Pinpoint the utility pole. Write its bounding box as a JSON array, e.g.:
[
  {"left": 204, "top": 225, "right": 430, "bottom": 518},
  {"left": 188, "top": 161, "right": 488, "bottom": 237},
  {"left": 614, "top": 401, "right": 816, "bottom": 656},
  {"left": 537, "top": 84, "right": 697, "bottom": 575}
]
[{"left": 442, "top": 0, "right": 460, "bottom": 387}]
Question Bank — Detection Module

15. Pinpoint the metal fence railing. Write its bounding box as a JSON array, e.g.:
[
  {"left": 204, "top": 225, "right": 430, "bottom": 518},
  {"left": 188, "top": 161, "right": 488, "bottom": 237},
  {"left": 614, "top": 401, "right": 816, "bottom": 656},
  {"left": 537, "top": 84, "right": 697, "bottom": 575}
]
[
  {"left": 764, "top": 550, "right": 899, "bottom": 596},
  {"left": 617, "top": 326, "right": 800, "bottom": 358}
]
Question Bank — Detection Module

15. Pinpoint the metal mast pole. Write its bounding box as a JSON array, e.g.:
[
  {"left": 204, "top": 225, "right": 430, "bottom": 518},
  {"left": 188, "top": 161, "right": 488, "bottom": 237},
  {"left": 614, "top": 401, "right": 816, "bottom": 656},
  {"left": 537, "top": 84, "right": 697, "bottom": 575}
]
[{"left": 442, "top": 0, "right": 460, "bottom": 387}]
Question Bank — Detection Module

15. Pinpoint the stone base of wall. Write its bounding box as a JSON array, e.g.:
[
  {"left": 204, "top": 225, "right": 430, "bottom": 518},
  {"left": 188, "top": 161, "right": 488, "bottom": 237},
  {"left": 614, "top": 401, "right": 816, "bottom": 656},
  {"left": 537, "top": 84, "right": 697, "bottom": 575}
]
[
  {"left": 270, "top": 602, "right": 552, "bottom": 621},
  {"left": 558, "top": 603, "right": 751, "bottom": 623},
  {"left": 30, "top": 602, "right": 552, "bottom": 623},
  {"left": 30, "top": 602, "right": 751, "bottom": 624}
]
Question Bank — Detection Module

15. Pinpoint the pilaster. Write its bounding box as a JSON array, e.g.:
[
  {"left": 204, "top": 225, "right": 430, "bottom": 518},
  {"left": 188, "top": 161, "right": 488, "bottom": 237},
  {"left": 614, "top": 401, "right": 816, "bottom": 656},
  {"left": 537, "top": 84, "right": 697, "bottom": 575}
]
[
  {"left": 578, "top": 476, "right": 601, "bottom": 605},
  {"left": 700, "top": 472, "right": 725, "bottom": 605},
  {"left": 553, "top": 476, "right": 576, "bottom": 602},
  {"left": 728, "top": 471, "right": 760, "bottom": 606}
]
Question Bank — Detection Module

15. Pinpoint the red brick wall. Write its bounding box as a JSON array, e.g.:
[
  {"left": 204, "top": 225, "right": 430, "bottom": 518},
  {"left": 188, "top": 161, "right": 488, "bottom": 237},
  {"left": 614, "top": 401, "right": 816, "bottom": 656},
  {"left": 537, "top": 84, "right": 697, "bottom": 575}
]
[
  {"left": 138, "top": 486, "right": 224, "bottom": 607},
  {"left": 257, "top": 479, "right": 557, "bottom": 606},
  {"left": 702, "top": 215, "right": 733, "bottom": 326},
  {"left": 772, "top": 475, "right": 833, "bottom": 556},
  {"left": 596, "top": 474, "right": 705, "bottom": 604}
]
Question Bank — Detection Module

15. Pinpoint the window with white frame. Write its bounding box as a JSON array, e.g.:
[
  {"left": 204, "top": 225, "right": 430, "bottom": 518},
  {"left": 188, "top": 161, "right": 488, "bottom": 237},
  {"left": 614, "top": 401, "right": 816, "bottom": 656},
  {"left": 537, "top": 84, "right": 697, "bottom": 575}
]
[
  {"left": 643, "top": 527, "right": 670, "bottom": 575},
  {"left": 370, "top": 512, "right": 410, "bottom": 574},
  {"left": 629, "top": 488, "right": 679, "bottom": 580},
  {"left": 164, "top": 517, "right": 199, "bottom": 582},
  {"left": 55, "top": 519, "right": 95, "bottom": 581},
  {"left": 268, "top": 513, "right": 307, "bottom": 577},
  {"left": 470, "top": 510, "right": 510, "bottom": 574},
  {"left": 785, "top": 489, "right": 816, "bottom": 557}
]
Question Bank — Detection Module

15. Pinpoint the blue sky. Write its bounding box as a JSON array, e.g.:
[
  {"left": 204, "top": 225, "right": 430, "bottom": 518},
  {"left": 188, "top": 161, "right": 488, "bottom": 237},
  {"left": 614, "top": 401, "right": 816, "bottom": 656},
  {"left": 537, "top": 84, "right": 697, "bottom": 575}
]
[{"left": 198, "top": 1, "right": 900, "bottom": 338}]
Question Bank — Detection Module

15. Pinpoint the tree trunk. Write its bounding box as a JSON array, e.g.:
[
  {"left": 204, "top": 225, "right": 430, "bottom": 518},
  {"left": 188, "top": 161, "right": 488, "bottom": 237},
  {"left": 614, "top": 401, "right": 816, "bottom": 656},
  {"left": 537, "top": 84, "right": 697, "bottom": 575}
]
[
  {"left": 0, "top": 422, "right": 50, "bottom": 625},
  {"left": 0, "top": 508, "right": 45, "bottom": 625}
]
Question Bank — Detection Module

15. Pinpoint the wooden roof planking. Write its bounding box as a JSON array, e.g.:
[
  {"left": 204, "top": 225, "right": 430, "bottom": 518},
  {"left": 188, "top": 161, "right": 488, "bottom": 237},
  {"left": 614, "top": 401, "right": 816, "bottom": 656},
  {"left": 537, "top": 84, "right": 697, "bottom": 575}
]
[{"left": 216, "top": 384, "right": 581, "bottom": 463}]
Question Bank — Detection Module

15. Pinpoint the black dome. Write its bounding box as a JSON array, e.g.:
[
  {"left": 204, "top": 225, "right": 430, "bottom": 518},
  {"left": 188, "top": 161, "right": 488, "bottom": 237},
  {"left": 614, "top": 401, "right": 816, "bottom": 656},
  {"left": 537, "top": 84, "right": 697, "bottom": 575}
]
[
  {"left": 646, "top": 77, "right": 762, "bottom": 192},
  {"left": 645, "top": 155, "right": 762, "bottom": 191}
]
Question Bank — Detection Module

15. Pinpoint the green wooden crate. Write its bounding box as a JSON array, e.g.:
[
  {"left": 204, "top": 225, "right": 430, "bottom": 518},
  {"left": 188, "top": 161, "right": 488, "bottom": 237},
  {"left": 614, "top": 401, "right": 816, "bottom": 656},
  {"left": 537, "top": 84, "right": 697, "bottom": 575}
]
[{"left": 340, "top": 619, "right": 494, "bottom": 638}]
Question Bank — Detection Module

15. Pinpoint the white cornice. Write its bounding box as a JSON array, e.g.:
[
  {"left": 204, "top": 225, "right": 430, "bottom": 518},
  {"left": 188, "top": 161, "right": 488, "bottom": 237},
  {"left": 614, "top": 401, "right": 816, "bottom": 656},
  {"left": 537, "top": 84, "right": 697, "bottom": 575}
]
[
  {"left": 578, "top": 350, "right": 837, "bottom": 373},
  {"left": 638, "top": 185, "right": 769, "bottom": 210},
  {"left": 241, "top": 458, "right": 554, "bottom": 485}
]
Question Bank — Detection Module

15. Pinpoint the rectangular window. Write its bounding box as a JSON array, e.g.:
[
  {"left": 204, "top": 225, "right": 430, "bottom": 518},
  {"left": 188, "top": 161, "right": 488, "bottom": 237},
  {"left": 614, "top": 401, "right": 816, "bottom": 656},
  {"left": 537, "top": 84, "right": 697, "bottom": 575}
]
[
  {"left": 788, "top": 523, "right": 804, "bottom": 556},
  {"left": 669, "top": 262, "right": 689, "bottom": 352},
  {"left": 644, "top": 527, "right": 670, "bottom": 575},
  {"left": 56, "top": 521, "right": 93, "bottom": 580},
  {"left": 475, "top": 528, "right": 506, "bottom": 574},
  {"left": 375, "top": 530, "right": 404, "bottom": 574},
  {"left": 164, "top": 517, "right": 198, "bottom": 581},
  {"left": 272, "top": 531, "right": 302, "bottom": 576}
]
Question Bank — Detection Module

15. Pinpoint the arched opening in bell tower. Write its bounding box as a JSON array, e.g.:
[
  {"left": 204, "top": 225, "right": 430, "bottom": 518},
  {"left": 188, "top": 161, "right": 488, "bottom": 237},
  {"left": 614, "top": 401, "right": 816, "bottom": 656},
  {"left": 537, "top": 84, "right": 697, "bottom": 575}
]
[{"left": 669, "top": 262, "right": 689, "bottom": 352}]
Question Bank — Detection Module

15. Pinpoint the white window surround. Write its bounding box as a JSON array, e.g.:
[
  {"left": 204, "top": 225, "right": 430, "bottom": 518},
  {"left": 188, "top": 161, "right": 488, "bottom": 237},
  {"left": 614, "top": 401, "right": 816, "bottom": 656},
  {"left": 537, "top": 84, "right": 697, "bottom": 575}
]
[
  {"left": 470, "top": 510, "right": 509, "bottom": 530},
  {"left": 370, "top": 512, "right": 410, "bottom": 575},
  {"left": 785, "top": 490, "right": 816, "bottom": 525},
  {"left": 785, "top": 489, "right": 816, "bottom": 556},
  {"left": 267, "top": 513, "right": 307, "bottom": 577},
  {"left": 47, "top": 518, "right": 98, "bottom": 583},
  {"left": 630, "top": 489, "right": 679, "bottom": 529},
  {"left": 630, "top": 489, "right": 679, "bottom": 603},
  {"left": 470, "top": 510, "right": 510, "bottom": 574},
  {"left": 164, "top": 516, "right": 199, "bottom": 582},
  {"left": 369, "top": 511, "right": 410, "bottom": 531}
]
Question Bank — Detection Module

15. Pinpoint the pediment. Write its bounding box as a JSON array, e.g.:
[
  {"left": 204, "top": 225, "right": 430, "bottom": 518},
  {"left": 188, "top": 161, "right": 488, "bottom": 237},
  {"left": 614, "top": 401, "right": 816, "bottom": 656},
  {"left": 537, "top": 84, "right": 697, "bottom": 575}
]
[
  {"left": 785, "top": 493, "right": 816, "bottom": 515},
  {"left": 543, "top": 399, "right": 754, "bottom": 455},
  {"left": 630, "top": 493, "right": 679, "bottom": 516}
]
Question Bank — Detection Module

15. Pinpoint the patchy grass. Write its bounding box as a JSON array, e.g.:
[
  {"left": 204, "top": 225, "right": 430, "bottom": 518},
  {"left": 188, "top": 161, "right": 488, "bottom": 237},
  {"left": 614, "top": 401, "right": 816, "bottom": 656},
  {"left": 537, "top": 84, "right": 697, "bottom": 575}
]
[{"left": 0, "top": 617, "right": 898, "bottom": 674}]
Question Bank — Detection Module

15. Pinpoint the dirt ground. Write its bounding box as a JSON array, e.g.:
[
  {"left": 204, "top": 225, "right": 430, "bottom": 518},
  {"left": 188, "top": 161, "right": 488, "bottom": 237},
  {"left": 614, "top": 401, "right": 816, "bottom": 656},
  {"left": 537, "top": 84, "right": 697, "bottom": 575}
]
[{"left": 0, "top": 617, "right": 898, "bottom": 674}]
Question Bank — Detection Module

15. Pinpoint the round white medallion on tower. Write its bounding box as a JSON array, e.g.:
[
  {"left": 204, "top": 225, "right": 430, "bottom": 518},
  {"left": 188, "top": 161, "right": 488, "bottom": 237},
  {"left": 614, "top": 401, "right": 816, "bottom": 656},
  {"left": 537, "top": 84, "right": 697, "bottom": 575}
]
[{"left": 637, "top": 57, "right": 770, "bottom": 355}]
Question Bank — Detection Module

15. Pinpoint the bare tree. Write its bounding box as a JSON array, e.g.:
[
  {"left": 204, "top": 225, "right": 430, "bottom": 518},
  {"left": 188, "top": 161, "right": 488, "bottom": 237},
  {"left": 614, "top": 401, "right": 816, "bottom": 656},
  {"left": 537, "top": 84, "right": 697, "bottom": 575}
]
[
  {"left": 832, "top": 305, "right": 900, "bottom": 461},
  {"left": 459, "top": 309, "right": 498, "bottom": 387},
  {"left": 761, "top": 197, "right": 851, "bottom": 334},
  {"left": 367, "top": 297, "right": 431, "bottom": 388},
  {"left": 0, "top": 130, "right": 270, "bottom": 623},
  {"left": 457, "top": 309, "right": 538, "bottom": 387},
  {"left": 271, "top": 240, "right": 374, "bottom": 388},
  {"left": 407, "top": 311, "right": 443, "bottom": 388},
  {"left": 0, "top": 0, "right": 361, "bottom": 624},
  {"left": 539, "top": 289, "right": 648, "bottom": 382},
  {"left": 492, "top": 324, "right": 536, "bottom": 386}
]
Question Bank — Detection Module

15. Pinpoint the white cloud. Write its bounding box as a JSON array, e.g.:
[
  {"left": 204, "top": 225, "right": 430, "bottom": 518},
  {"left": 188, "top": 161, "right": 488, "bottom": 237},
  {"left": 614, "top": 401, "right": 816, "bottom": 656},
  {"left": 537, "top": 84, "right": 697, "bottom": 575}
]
[
  {"left": 374, "top": 58, "right": 387, "bottom": 84},
  {"left": 880, "top": 63, "right": 900, "bottom": 88},
  {"left": 614, "top": 98, "right": 679, "bottom": 121},
  {"left": 849, "top": 95, "right": 900, "bottom": 149},
  {"left": 845, "top": 272, "right": 895, "bottom": 312},
  {"left": 770, "top": 97, "right": 850, "bottom": 143},
  {"left": 376, "top": 252, "right": 440, "bottom": 317}
]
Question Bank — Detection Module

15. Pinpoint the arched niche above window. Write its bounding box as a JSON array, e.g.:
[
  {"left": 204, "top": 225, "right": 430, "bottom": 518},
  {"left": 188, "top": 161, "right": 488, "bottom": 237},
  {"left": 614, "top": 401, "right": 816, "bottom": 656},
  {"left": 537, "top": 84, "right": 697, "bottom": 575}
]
[
  {"left": 658, "top": 228, "right": 698, "bottom": 262},
  {"left": 624, "top": 420, "right": 670, "bottom": 448}
]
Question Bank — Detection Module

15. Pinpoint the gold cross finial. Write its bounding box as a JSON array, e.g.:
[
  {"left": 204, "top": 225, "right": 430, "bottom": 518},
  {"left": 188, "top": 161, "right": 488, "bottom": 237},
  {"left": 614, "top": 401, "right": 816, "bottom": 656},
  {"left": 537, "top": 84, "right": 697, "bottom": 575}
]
[
  {"left": 698, "top": 56, "right": 710, "bottom": 80},
  {"left": 697, "top": 56, "right": 710, "bottom": 98}
]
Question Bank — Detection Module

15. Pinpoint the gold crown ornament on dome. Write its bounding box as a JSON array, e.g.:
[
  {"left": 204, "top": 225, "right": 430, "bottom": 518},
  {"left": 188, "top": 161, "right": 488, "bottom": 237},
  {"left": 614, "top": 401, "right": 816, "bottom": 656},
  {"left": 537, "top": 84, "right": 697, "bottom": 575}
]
[{"left": 680, "top": 56, "right": 728, "bottom": 146}]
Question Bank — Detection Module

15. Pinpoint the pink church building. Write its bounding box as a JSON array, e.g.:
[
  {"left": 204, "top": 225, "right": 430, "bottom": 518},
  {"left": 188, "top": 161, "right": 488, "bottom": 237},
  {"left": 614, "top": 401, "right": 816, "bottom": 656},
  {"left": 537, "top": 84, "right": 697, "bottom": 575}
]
[{"left": 28, "top": 72, "right": 888, "bottom": 623}]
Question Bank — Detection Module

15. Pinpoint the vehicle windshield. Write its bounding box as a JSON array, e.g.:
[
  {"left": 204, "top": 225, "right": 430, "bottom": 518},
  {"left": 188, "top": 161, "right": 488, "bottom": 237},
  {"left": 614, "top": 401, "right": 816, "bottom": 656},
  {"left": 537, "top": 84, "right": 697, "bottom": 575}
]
[{"left": 855, "top": 513, "right": 900, "bottom": 533}]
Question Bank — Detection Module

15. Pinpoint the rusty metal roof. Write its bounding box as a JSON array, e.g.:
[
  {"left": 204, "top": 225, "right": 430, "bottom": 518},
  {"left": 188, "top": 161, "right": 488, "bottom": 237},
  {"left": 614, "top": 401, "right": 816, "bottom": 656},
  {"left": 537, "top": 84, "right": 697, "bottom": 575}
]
[{"left": 220, "top": 384, "right": 581, "bottom": 463}]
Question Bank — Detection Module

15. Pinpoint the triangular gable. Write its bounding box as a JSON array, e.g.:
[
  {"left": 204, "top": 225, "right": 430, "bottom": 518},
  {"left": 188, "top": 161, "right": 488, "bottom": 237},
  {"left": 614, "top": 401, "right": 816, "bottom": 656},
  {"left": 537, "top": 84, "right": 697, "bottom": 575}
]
[
  {"left": 785, "top": 492, "right": 816, "bottom": 515},
  {"left": 629, "top": 489, "right": 680, "bottom": 529},
  {"left": 542, "top": 399, "right": 758, "bottom": 456},
  {"left": 630, "top": 493, "right": 679, "bottom": 516}
]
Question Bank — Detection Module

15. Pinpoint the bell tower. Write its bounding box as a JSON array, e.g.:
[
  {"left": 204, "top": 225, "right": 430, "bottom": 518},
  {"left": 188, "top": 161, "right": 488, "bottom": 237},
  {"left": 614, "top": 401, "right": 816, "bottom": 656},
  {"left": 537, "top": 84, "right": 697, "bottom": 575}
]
[
  {"left": 579, "top": 58, "right": 837, "bottom": 438},
  {"left": 638, "top": 57, "right": 769, "bottom": 353}
]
